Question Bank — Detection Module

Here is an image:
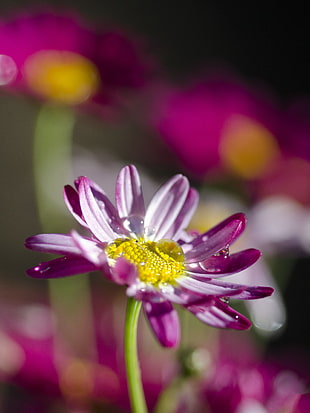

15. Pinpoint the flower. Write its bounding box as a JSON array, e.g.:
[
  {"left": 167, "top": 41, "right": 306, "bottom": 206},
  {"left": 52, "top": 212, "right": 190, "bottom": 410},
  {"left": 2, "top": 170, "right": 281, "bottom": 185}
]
[
  {"left": 152, "top": 74, "right": 281, "bottom": 179},
  {"left": 198, "top": 333, "right": 310, "bottom": 413},
  {"left": 0, "top": 10, "right": 148, "bottom": 109},
  {"left": 25, "top": 165, "right": 273, "bottom": 347},
  {"left": 0, "top": 297, "right": 172, "bottom": 412}
]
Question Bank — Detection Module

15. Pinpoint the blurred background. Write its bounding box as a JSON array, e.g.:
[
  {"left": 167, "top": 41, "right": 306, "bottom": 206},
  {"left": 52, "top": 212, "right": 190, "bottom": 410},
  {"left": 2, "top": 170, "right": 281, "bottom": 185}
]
[{"left": 0, "top": 2, "right": 309, "bottom": 412}]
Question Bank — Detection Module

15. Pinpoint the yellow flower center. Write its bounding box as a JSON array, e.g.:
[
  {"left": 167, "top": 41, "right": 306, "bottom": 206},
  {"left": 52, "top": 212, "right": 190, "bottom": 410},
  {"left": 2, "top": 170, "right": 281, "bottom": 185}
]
[
  {"left": 23, "top": 50, "right": 100, "bottom": 105},
  {"left": 107, "top": 238, "right": 185, "bottom": 286}
]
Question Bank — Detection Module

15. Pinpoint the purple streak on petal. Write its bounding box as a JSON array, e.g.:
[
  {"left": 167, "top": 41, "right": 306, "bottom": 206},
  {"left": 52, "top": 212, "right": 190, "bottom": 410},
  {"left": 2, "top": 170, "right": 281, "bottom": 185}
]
[
  {"left": 144, "top": 174, "right": 190, "bottom": 241},
  {"left": 177, "top": 276, "right": 245, "bottom": 297},
  {"left": 79, "top": 177, "right": 116, "bottom": 241},
  {"left": 25, "top": 233, "right": 81, "bottom": 255},
  {"left": 112, "top": 257, "right": 138, "bottom": 285},
  {"left": 231, "top": 285, "right": 274, "bottom": 300},
  {"left": 187, "top": 248, "right": 261, "bottom": 276},
  {"left": 143, "top": 301, "right": 180, "bottom": 348},
  {"left": 185, "top": 213, "right": 246, "bottom": 263},
  {"left": 185, "top": 297, "right": 251, "bottom": 330},
  {"left": 115, "top": 164, "right": 145, "bottom": 218},
  {"left": 63, "top": 185, "right": 87, "bottom": 228},
  {"left": 26, "top": 256, "right": 97, "bottom": 279},
  {"left": 165, "top": 188, "right": 199, "bottom": 241}
]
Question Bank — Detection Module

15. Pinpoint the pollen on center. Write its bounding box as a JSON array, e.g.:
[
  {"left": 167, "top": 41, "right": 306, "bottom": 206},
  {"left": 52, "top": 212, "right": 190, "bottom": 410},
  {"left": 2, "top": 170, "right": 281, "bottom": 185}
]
[{"left": 106, "top": 238, "right": 185, "bottom": 286}]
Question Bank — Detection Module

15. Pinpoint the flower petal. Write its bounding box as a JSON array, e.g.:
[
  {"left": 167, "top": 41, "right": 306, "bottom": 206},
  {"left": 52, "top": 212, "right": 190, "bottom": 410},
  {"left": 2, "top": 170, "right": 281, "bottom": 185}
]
[
  {"left": 63, "top": 185, "right": 87, "bottom": 228},
  {"left": 182, "top": 276, "right": 273, "bottom": 300},
  {"left": 115, "top": 164, "right": 145, "bottom": 218},
  {"left": 185, "top": 297, "right": 251, "bottom": 330},
  {"left": 112, "top": 257, "right": 138, "bottom": 285},
  {"left": 70, "top": 230, "right": 106, "bottom": 266},
  {"left": 165, "top": 188, "right": 199, "bottom": 241},
  {"left": 25, "top": 233, "right": 81, "bottom": 255},
  {"left": 187, "top": 248, "right": 261, "bottom": 276},
  {"left": 144, "top": 174, "right": 190, "bottom": 241},
  {"left": 26, "top": 256, "right": 97, "bottom": 278},
  {"left": 126, "top": 282, "right": 159, "bottom": 301},
  {"left": 78, "top": 177, "right": 117, "bottom": 241},
  {"left": 177, "top": 276, "right": 245, "bottom": 297},
  {"left": 143, "top": 301, "right": 180, "bottom": 348},
  {"left": 185, "top": 213, "right": 246, "bottom": 263}
]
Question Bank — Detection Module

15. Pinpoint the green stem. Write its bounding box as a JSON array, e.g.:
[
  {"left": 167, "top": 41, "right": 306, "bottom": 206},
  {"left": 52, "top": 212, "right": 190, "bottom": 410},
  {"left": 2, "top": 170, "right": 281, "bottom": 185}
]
[
  {"left": 33, "top": 103, "right": 96, "bottom": 360},
  {"left": 125, "top": 298, "right": 148, "bottom": 413},
  {"left": 33, "top": 103, "right": 75, "bottom": 232}
]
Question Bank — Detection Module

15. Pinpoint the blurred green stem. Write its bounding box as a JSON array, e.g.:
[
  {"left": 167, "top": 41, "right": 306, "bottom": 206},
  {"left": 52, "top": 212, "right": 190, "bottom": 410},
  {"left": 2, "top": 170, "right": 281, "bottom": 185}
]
[
  {"left": 33, "top": 103, "right": 95, "bottom": 360},
  {"left": 33, "top": 104, "right": 75, "bottom": 231},
  {"left": 125, "top": 298, "right": 148, "bottom": 413}
]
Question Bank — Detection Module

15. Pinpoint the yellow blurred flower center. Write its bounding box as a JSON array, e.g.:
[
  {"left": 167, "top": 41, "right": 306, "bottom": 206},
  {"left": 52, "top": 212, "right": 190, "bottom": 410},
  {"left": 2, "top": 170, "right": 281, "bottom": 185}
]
[
  {"left": 107, "top": 238, "right": 185, "bottom": 286},
  {"left": 219, "top": 115, "right": 279, "bottom": 179},
  {"left": 23, "top": 50, "right": 100, "bottom": 105}
]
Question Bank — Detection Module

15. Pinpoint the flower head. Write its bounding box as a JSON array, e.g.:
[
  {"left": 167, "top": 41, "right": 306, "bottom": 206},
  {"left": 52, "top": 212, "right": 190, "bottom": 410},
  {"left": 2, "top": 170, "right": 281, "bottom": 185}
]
[
  {"left": 0, "top": 10, "right": 148, "bottom": 108},
  {"left": 25, "top": 165, "right": 273, "bottom": 347},
  {"left": 153, "top": 75, "right": 281, "bottom": 179}
]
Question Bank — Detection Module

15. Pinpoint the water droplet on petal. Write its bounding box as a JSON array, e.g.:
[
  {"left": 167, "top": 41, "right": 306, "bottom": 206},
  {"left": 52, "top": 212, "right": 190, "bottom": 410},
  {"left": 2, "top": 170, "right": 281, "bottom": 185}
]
[
  {"left": 34, "top": 263, "right": 51, "bottom": 275},
  {"left": 144, "top": 225, "right": 156, "bottom": 239},
  {"left": 156, "top": 239, "right": 184, "bottom": 262},
  {"left": 214, "top": 246, "right": 230, "bottom": 258},
  {"left": 220, "top": 297, "right": 230, "bottom": 304},
  {"left": 122, "top": 215, "right": 144, "bottom": 235}
]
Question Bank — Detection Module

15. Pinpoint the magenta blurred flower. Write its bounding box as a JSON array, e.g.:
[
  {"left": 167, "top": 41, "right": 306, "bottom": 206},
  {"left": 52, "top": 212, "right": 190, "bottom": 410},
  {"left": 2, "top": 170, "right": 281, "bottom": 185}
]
[
  {"left": 153, "top": 74, "right": 281, "bottom": 179},
  {"left": 293, "top": 393, "right": 310, "bottom": 413},
  {"left": 0, "top": 10, "right": 148, "bottom": 109},
  {"left": 0, "top": 299, "right": 170, "bottom": 412},
  {"left": 25, "top": 165, "right": 273, "bottom": 347},
  {"left": 199, "top": 333, "right": 309, "bottom": 413}
]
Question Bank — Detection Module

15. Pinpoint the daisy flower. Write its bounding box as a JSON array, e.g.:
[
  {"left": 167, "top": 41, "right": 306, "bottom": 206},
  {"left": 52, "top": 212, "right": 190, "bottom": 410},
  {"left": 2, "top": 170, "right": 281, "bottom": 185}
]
[
  {"left": 0, "top": 10, "right": 147, "bottom": 108},
  {"left": 25, "top": 165, "right": 273, "bottom": 347}
]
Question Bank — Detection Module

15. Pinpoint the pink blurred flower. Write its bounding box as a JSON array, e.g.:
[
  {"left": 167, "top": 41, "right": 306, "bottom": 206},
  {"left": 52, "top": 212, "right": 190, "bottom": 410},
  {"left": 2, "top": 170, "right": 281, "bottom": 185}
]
[
  {"left": 0, "top": 296, "right": 172, "bottom": 412},
  {"left": 152, "top": 73, "right": 281, "bottom": 180},
  {"left": 0, "top": 10, "right": 148, "bottom": 111},
  {"left": 292, "top": 393, "right": 310, "bottom": 413},
  {"left": 174, "top": 333, "right": 309, "bottom": 413}
]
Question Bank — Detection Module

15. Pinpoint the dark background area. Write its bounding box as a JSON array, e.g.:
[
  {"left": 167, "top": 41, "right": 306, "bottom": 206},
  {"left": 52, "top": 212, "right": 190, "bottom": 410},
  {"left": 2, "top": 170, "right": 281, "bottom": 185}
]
[{"left": 1, "top": 1, "right": 309, "bottom": 101}]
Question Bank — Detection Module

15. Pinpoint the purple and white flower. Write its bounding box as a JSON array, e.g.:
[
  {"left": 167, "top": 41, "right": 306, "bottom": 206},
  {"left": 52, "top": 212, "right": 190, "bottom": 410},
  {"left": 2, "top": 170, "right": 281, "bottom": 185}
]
[{"left": 25, "top": 165, "right": 273, "bottom": 347}]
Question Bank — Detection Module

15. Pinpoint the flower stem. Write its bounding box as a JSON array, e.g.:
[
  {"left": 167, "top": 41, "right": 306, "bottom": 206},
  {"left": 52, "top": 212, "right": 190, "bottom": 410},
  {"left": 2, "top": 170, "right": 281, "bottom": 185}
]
[
  {"left": 33, "top": 103, "right": 75, "bottom": 231},
  {"left": 33, "top": 103, "right": 96, "bottom": 360},
  {"left": 125, "top": 297, "right": 148, "bottom": 413}
]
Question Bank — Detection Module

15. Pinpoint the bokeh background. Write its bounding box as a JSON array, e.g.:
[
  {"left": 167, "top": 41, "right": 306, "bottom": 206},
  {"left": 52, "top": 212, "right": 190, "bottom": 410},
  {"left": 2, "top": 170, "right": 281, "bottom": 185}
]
[{"left": 0, "top": 2, "right": 309, "bottom": 412}]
